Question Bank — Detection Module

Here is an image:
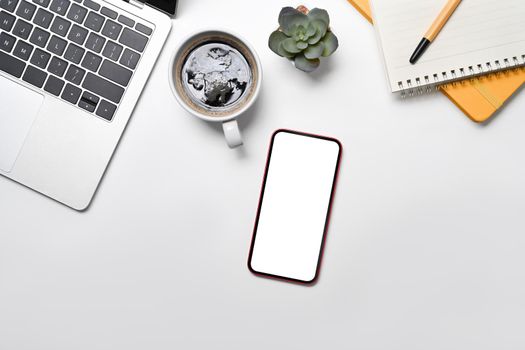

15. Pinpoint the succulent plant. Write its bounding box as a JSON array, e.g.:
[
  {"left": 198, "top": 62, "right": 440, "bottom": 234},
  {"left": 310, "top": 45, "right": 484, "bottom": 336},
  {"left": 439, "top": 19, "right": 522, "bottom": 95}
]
[{"left": 269, "top": 6, "right": 339, "bottom": 72}]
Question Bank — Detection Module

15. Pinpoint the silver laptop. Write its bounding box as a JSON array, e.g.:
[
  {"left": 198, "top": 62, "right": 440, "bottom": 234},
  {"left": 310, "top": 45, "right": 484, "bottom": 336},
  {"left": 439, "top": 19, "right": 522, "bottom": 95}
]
[{"left": 0, "top": 0, "right": 175, "bottom": 210}]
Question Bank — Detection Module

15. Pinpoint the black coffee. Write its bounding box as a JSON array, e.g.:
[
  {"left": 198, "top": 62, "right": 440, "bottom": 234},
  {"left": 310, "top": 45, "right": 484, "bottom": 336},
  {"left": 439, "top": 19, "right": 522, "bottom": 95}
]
[{"left": 181, "top": 42, "right": 253, "bottom": 111}]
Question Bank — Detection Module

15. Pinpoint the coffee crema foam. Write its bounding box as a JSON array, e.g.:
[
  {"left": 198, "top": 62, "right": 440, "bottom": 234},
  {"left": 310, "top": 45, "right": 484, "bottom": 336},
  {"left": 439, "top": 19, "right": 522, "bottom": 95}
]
[
  {"left": 182, "top": 43, "right": 252, "bottom": 111},
  {"left": 174, "top": 34, "right": 259, "bottom": 118}
]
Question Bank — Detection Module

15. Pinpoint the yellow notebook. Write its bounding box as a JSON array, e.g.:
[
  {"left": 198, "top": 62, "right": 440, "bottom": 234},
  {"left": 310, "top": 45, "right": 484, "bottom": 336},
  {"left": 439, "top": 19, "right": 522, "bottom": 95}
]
[{"left": 347, "top": 0, "right": 525, "bottom": 123}]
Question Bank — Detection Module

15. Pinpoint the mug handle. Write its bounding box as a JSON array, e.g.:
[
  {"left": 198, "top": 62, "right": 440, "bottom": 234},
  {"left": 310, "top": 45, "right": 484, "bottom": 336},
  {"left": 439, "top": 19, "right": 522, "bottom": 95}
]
[{"left": 222, "top": 120, "right": 243, "bottom": 148}]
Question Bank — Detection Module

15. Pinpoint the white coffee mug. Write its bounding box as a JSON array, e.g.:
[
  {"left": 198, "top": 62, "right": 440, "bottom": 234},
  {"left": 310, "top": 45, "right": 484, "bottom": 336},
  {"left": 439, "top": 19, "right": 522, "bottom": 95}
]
[{"left": 169, "top": 29, "right": 262, "bottom": 148}]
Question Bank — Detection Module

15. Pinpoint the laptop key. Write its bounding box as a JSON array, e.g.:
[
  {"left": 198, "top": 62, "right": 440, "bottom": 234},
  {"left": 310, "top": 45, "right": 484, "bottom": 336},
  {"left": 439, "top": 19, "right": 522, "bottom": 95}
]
[
  {"left": 79, "top": 90, "right": 98, "bottom": 112},
  {"left": 0, "top": 0, "right": 19, "bottom": 12},
  {"left": 117, "top": 14, "right": 132, "bottom": 27},
  {"left": 119, "top": 48, "right": 139, "bottom": 69},
  {"left": 67, "top": 23, "right": 87, "bottom": 45},
  {"left": 95, "top": 99, "right": 116, "bottom": 120},
  {"left": 29, "top": 26, "right": 49, "bottom": 47},
  {"left": 84, "top": 10, "right": 103, "bottom": 32},
  {"left": 101, "top": 40, "right": 121, "bottom": 61},
  {"left": 22, "top": 64, "right": 47, "bottom": 87},
  {"left": 99, "top": 59, "right": 131, "bottom": 86},
  {"left": 83, "top": 0, "right": 98, "bottom": 11},
  {"left": 78, "top": 92, "right": 98, "bottom": 112},
  {"left": 81, "top": 90, "right": 98, "bottom": 104},
  {"left": 0, "top": 31, "right": 16, "bottom": 52},
  {"left": 30, "top": 47, "right": 50, "bottom": 68},
  {"left": 63, "top": 42, "right": 84, "bottom": 63},
  {"left": 78, "top": 98, "right": 95, "bottom": 112},
  {"left": 33, "top": 7, "right": 53, "bottom": 28},
  {"left": 80, "top": 50, "right": 101, "bottom": 71},
  {"left": 47, "top": 34, "right": 66, "bottom": 54},
  {"left": 47, "top": 55, "right": 67, "bottom": 76},
  {"left": 0, "top": 10, "right": 15, "bottom": 30},
  {"left": 32, "top": 0, "right": 49, "bottom": 7},
  {"left": 64, "top": 64, "right": 84, "bottom": 84},
  {"left": 135, "top": 22, "right": 152, "bottom": 36},
  {"left": 12, "top": 40, "right": 33, "bottom": 60},
  {"left": 43, "top": 73, "right": 64, "bottom": 95},
  {"left": 66, "top": 2, "right": 85, "bottom": 23},
  {"left": 100, "top": 6, "right": 116, "bottom": 19},
  {"left": 101, "top": 19, "right": 121, "bottom": 40},
  {"left": 49, "top": 0, "right": 69, "bottom": 15},
  {"left": 49, "top": 15, "right": 70, "bottom": 36},
  {"left": 0, "top": 49, "right": 25, "bottom": 77},
  {"left": 12, "top": 19, "right": 33, "bottom": 39},
  {"left": 119, "top": 27, "right": 147, "bottom": 52},
  {"left": 61, "top": 82, "right": 81, "bottom": 103},
  {"left": 16, "top": 1, "right": 36, "bottom": 20},
  {"left": 84, "top": 31, "right": 104, "bottom": 53},
  {"left": 82, "top": 72, "right": 123, "bottom": 104}
]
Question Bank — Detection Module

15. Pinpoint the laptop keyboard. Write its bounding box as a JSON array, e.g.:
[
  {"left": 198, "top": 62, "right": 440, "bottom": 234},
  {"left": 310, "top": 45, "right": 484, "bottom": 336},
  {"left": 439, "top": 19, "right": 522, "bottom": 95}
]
[{"left": 0, "top": 0, "right": 152, "bottom": 121}]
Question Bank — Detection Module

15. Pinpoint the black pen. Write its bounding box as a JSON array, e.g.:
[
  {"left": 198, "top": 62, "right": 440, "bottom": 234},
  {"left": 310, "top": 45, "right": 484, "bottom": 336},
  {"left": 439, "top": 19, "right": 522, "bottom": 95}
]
[{"left": 410, "top": 0, "right": 462, "bottom": 64}]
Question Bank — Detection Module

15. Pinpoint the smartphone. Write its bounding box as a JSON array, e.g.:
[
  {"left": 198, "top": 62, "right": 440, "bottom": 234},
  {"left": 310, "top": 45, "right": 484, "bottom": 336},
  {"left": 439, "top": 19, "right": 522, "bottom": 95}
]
[{"left": 248, "top": 130, "right": 342, "bottom": 284}]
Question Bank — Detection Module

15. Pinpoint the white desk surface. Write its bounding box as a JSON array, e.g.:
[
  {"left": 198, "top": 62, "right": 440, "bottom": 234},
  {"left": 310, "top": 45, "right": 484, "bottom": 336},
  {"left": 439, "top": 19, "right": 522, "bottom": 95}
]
[{"left": 2, "top": 0, "right": 525, "bottom": 348}]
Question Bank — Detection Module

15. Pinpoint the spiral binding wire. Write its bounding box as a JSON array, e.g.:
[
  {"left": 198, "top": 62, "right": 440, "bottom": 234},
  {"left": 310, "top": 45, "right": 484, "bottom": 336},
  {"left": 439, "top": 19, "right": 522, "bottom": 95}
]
[{"left": 399, "top": 55, "right": 525, "bottom": 98}]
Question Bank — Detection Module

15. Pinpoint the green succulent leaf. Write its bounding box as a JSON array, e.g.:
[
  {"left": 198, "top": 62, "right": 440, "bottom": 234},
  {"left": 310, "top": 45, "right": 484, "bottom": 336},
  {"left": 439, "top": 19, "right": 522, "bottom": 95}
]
[
  {"left": 282, "top": 37, "right": 302, "bottom": 54},
  {"left": 321, "top": 31, "right": 339, "bottom": 57},
  {"left": 294, "top": 53, "right": 320, "bottom": 72},
  {"left": 278, "top": 43, "right": 295, "bottom": 58},
  {"left": 308, "top": 20, "right": 328, "bottom": 44},
  {"left": 279, "top": 6, "right": 300, "bottom": 18},
  {"left": 297, "top": 41, "right": 308, "bottom": 50},
  {"left": 268, "top": 30, "right": 289, "bottom": 57},
  {"left": 304, "top": 41, "right": 325, "bottom": 59},
  {"left": 308, "top": 8, "right": 330, "bottom": 27},
  {"left": 278, "top": 6, "right": 300, "bottom": 22},
  {"left": 313, "top": 19, "right": 328, "bottom": 36},
  {"left": 306, "top": 23, "right": 317, "bottom": 37},
  {"left": 288, "top": 24, "right": 298, "bottom": 36},
  {"left": 279, "top": 7, "right": 308, "bottom": 36},
  {"left": 292, "top": 25, "right": 307, "bottom": 41}
]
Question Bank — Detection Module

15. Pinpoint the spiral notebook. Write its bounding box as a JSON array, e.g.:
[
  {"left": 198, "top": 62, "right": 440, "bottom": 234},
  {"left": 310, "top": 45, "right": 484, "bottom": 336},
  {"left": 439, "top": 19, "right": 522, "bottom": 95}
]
[
  {"left": 347, "top": 0, "right": 525, "bottom": 123},
  {"left": 372, "top": 0, "right": 525, "bottom": 94}
]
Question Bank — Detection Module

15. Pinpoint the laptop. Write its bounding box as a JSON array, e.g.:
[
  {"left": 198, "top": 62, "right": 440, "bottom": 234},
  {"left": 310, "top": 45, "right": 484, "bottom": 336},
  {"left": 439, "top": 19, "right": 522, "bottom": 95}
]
[{"left": 0, "top": 0, "right": 175, "bottom": 210}]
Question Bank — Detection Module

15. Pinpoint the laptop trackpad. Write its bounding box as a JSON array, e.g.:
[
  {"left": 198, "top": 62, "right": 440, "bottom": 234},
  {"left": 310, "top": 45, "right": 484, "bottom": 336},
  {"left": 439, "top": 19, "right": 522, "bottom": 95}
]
[{"left": 0, "top": 77, "right": 43, "bottom": 173}]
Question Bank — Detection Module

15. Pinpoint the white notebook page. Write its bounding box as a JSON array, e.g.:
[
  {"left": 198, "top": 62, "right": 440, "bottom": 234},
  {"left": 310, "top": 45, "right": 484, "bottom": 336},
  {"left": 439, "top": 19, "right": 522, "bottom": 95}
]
[{"left": 371, "top": 0, "right": 525, "bottom": 93}]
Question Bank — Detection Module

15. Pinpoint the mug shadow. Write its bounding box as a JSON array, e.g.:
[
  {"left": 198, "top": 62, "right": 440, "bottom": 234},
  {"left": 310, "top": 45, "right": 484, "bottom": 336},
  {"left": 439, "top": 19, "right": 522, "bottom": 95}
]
[{"left": 200, "top": 95, "right": 263, "bottom": 158}]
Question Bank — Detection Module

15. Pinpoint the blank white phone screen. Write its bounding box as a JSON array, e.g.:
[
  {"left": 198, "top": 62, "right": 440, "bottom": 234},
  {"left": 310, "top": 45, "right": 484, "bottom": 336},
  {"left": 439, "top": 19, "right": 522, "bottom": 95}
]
[{"left": 250, "top": 131, "right": 341, "bottom": 283}]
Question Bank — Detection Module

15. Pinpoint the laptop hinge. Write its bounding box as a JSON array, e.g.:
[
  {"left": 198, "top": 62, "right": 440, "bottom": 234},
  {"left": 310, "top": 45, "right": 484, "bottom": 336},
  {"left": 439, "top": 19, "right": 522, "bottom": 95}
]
[{"left": 124, "top": 0, "right": 144, "bottom": 9}]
